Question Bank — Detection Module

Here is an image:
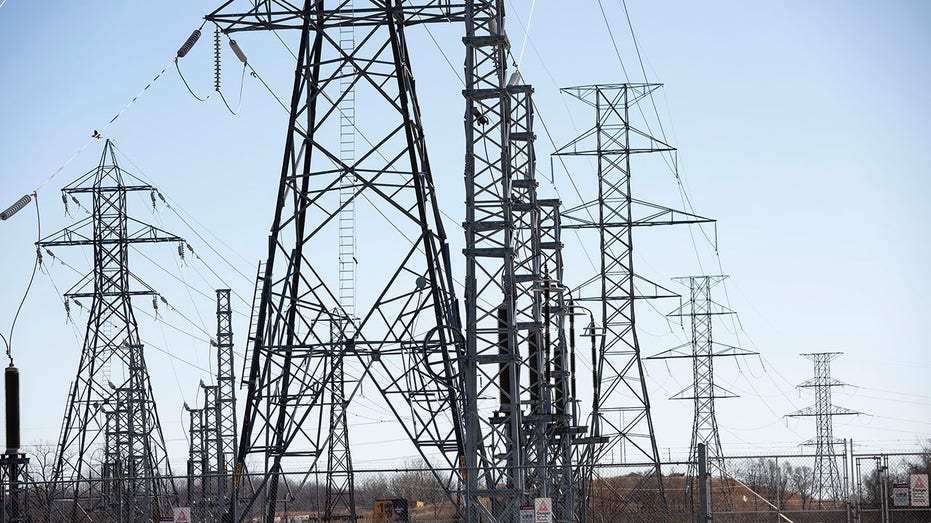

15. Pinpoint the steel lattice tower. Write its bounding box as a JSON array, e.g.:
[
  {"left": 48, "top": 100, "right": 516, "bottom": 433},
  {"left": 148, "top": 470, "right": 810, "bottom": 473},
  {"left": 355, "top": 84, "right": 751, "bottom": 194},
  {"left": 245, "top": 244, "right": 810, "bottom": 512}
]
[
  {"left": 537, "top": 199, "right": 577, "bottom": 522},
  {"left": 788, "top": 352, "right": 858, "bottom": 503},
  {"left": 186, "top": 404, "right": 206, "bottom": 522},
  {"left": 214, "top": 289, "right": 237, "bottom": 506},
  {"left": 554, "top": 84, "right": 712, "bottom": 517},
  {"left": 647, "top": 275, "right": 756, "bottom": 508},
  {"left": 508, "top": 83, "right": 576, "bottom": 521},
  {"left": 185, "top": 289, "right": 238, "bottom": 521},
  {"left": 38, "top": 140, "right": 179, "bottom": 521},
  {"left": 206, "top": 3, "right": 470, "bottom": 522}
]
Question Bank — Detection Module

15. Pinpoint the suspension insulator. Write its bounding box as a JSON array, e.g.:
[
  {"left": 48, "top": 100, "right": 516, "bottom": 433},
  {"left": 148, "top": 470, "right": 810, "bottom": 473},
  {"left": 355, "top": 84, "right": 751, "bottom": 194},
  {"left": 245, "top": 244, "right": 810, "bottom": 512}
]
[
  {"left": 5, "top": 366, "right": 20, "bottom": 452},
  {"left": 229, "top": 39, "right": 248, "bottom": 64},
  {"left": 177, "top": 29, "right": 202, "bottom": 58},
  {"left": 1, "top": 194, "right": 31, "bottom": 221}
]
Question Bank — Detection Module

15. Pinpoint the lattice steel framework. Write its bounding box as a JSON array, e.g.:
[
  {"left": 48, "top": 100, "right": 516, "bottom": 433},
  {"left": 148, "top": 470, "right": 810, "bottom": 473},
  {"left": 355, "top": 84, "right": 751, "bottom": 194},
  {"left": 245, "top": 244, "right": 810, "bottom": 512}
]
[
  {"left": 460, "top": 2, "right": 527, "bottom": 521},
  {"left": 647, "top": 275, "right": 756, "bottom": 508},
  {"left": 39, "top": 140, "right": 179, "bottom": 521},
  {"left": 185, "top": 290, "right": 238, "bottom": 522},
  {"left": 215, "top": 289, "right": 237, "bottom": 503},
  {"left": 537, "top": 199, "right": 577, "bottom": 523},
  {"left": 508, "top": 84, "right": 575, "bottom": 522},
  {"left": 327, "top": 11, "right": 359, "bottom": 519},
  {"left": 508, "top": 84, "right": 545, "bottom": 499},
  {"left": 788, "top": 352, "right": 858, "bottom": 503},
  {"left": 205, "top": 3, "right": 469, "bottom": 522},
  {"left": 186, "top": 404, "right": 207, "bottom": 523},
  {"left": 0, "top": 452, "right": 29, "bottom": 523},
  {"left": 554, "top": 84, "right": 713, "bottom": 517}
]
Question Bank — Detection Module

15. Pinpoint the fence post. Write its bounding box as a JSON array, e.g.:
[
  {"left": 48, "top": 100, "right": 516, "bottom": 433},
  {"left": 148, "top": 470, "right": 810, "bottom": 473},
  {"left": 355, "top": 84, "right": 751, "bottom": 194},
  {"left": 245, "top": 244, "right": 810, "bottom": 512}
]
[{"left": 698, "top": 443, "right": 710, "bottom": 523}]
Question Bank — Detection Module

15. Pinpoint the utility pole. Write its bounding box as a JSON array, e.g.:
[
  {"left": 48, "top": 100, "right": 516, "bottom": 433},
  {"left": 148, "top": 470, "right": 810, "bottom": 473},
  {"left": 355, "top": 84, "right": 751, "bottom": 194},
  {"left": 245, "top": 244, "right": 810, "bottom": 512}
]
[
  {"left": 788, "top": 352, "right": 859, "bottom": 505},
  {"left": 647, "top": 275, "right": 756, "bottom": 508},
  {"left": 555, "top": 84, "right": 713, "bottom": 518},
  {"left": 39, "top": 140, "right": 179, "bottom": 521},
  {"left": 205, "top": 3, "right": 469, "bottom": 522}
]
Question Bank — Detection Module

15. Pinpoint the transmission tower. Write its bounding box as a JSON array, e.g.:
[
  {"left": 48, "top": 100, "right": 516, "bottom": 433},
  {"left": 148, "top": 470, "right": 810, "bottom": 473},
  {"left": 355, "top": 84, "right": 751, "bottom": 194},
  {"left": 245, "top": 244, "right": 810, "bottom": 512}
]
[
  {"left": 787, "top": 352, "right": 858, "bottom": 503},
  {"left": 647, "top": 275, "right": 756, "bottom": 507},
  {"left": 205, "top": 3, "right": 469, "bottom": 522},
  {"left": 38, "top": 140, "right": 179, "bottom": 521},
  {"left": 554, "top": 83, "right": 713, "bottom": 517}
]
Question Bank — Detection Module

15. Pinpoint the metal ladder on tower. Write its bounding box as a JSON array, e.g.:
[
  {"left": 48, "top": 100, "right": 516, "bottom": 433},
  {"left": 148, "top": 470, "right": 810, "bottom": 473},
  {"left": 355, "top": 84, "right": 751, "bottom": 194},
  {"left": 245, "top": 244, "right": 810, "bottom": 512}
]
[
  {"left": 241, "top": 260, "right": 265, "bottom": 388},
  {"left": 338, "top": 13, "right": 356, "bottom": 319}
]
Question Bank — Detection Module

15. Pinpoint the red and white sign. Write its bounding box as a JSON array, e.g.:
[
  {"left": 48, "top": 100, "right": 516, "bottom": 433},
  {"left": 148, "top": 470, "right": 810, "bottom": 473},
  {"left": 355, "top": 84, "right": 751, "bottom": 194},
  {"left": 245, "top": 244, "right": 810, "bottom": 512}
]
[
  {"left": 911, "top": 474, "right": 929, "bottom": 507},
  {"left": 893, "top": 483, "right": 910, "bottom": 507},
  {"left": 519, "top": 505, "right": 535, "bottom": 523},
  {"left": 534, "top": 497, "right": 552, "bottom": 523},
  {"left": 173, "top": 507, "right": 192, "bottom": 523}
]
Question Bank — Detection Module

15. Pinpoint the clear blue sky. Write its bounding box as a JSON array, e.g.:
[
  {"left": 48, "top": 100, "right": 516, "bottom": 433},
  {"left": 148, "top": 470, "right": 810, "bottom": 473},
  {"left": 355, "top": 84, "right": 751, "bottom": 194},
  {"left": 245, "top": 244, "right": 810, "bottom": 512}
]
[{"left": 0, "top": 1, "right": 929, "bottom": 472}]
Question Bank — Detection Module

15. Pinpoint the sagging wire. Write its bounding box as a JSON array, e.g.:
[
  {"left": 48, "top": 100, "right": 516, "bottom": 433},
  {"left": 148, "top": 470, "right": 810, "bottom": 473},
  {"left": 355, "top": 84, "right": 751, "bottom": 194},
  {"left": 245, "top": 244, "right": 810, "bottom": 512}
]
[
  {"left": 175, "top": 22, "right": 211, "bottom": 102},
  {"left": 176, "top": 23, "right": 248, "bottom": 113},
  {"left": 3, "top": 192, "right": 41, "bottom": 366},
  {"left": 0, "top": 55, "right": 175, "bottom": 221},
  {"left": 111, "top": 145, "right": 255, "bottom": 305}
]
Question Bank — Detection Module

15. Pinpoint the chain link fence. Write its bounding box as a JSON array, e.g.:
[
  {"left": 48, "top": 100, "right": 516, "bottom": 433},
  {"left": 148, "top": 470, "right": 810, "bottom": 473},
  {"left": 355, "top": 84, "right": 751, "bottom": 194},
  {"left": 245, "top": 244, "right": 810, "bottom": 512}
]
[{"left": 1, "top": 451, "right": 928, "bottom": 522}]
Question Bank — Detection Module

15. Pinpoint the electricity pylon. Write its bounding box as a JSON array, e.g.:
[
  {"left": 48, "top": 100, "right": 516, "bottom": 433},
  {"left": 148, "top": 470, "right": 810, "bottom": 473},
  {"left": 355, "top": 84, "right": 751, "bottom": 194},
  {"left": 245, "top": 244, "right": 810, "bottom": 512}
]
[
  {"left": 38, "top": 140, "right": 179, "bottom": 521},
  {"left": 787, "top": 352, "right": 859, "bottom": 504},
  {"left": 647, "top": 275, "right": 756, "bottom": 508},
  {"left": 554, "top": 83, "right": 713, "bottom": 518},
  {"left": 206, "top": 3, "right": 469, "bottom": 522}
]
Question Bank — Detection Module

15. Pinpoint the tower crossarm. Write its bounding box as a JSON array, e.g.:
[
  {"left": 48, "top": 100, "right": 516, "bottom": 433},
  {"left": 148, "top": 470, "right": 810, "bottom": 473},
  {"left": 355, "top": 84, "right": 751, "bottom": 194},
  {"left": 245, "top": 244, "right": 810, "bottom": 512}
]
[{"left": 206, "top": 0, "right": 467, "bottom": 32}]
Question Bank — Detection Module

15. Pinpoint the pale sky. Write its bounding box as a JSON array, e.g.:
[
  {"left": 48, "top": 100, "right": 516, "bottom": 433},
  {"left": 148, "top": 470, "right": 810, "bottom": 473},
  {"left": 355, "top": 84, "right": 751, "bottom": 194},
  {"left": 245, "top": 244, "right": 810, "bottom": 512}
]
[{"left": 0, "top": 1, "right": 928, "bottom": 474}]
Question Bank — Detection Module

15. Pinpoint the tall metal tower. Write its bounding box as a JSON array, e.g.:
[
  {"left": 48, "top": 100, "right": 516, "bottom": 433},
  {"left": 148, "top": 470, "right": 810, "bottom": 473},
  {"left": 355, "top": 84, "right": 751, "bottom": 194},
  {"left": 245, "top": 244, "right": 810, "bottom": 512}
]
[
  {"left": 554, "top": 84, "right": 712, "bottom": 516},
  {"left": 185, "top": 289, "right": 238, "bottom": 521},
  {"left": 205, "top": 3, "right": 469, "bottom": 522},
  {"left": 787, "top": 352, "right": 858, "bottom": 503},
  {"left": 39, "top": 140, "right": 179, "bottom": 521},
  {"left": 537, "top": 199, "right": 578, "bottom": 522},
  {"left": 508, "top": 82, "right": 576, "bottom": 522},
  {"left": 647, "top": 275, "right": 756, "bottom": 507},
  {"left": 186, "top": 403, "right": 206, "bottom": 522},
  {"left": 214, "top": 289, "right": 237, "bottom": 504}
]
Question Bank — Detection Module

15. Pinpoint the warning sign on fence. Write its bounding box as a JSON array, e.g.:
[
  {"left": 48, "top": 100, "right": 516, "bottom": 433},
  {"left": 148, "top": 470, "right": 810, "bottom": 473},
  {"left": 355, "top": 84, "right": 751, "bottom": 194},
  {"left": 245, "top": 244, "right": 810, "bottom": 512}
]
[
  {"left": 893, "top": 483, "right": 910, "bottom": 507},
  {"left": 172, "top": 507, "right": 191, "bottom": 523},
  {"left": 534, "top": 497, "right": 552, "bottom": 523},
  {"left": 519, "top": 505, "right": 535, "bottom": 523},
  {"left": 911, "top": 474, "right": 929, "bottom": 507}
]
